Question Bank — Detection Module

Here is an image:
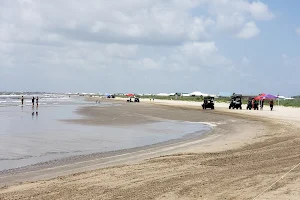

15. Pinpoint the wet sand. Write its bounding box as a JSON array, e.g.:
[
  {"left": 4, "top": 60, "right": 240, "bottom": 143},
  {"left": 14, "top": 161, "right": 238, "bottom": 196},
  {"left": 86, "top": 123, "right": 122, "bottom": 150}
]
[{"left": 1, "top": 99, "right": 300, "bottom": 199}]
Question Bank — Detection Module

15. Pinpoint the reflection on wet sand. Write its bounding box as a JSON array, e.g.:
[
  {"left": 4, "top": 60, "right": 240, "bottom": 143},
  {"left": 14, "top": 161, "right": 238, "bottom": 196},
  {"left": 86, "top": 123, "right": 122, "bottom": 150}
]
[{"left": 0, "top": 102, "right": 210, "bottom": 171}]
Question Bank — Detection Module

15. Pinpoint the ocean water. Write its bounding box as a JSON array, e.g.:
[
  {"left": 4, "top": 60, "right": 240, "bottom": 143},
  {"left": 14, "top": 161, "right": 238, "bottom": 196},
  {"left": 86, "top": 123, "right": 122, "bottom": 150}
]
[
  {"left": 0, "top": 94, "right": 211, "bottom": 171},
  {"left": 0, "top": 93, "right": 73, "bottom": 107}
]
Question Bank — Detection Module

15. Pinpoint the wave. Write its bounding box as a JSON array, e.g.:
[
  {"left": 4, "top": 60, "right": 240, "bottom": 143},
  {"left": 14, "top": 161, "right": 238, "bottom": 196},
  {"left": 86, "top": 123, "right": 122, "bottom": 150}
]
[{"left": 0, "top": 155, "right": 33, "bottom": 161}]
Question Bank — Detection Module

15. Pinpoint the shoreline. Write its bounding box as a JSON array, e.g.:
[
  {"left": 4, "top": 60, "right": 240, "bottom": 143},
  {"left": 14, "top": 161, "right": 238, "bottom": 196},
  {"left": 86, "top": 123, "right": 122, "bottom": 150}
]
[
  {"left": 1, "top": 99, "right": 300, "bottom": 199},
  {"left": 0, "top": 100, "right": 258, "bottom": 186},
  {"left": 0, "top": 120, "right": 213, "bottom": 187}
]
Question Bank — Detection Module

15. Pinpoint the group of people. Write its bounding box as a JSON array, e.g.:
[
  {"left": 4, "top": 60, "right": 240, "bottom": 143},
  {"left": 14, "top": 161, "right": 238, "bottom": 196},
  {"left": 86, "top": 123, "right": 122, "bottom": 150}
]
[
  {"left": 247, "top": 98, "right": 274, "bottom": 111},
  {"left": 260, "top": 99, "right": 274, "bottom": 111},
  {"left": 252, "top": 99, "right": 274, "bottom": 111},
  {"left": 20, "top": 96, "right": 39, "bottom": 106}
]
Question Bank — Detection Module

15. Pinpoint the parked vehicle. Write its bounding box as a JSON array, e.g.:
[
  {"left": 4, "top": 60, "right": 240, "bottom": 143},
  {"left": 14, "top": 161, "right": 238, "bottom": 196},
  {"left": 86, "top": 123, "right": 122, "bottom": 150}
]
[
  {"left": 127, "top": 97, "right": 140, "bottom": 102},
  {"left": 229, "top": 94, "right": 242, "bottom": 109},
  {"left": 202, "top": 96, "right": 214, "bottom": 109}
]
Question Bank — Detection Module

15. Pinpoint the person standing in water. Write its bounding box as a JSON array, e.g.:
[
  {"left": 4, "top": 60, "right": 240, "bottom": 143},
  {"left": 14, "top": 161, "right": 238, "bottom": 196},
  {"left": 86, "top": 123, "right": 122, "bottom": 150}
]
[
  {"left": 36, "top": 96, "right": 39, "bottom": 106},
  {"left": 21, "top": 96, "right": 24, "bottom": 105},
  {"left": 32, "top": 96, "right": 35, "bottom": 106}
]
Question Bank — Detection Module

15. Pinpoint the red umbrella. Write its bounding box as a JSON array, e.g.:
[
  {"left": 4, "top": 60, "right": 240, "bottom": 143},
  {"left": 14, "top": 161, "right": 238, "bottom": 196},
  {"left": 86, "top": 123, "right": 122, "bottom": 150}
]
[
  {"left": 254, "top": 93, "right": 266, "bottom": 100},
  {"left": 126, "top": 93, "right": 134, "bottom": 97}
]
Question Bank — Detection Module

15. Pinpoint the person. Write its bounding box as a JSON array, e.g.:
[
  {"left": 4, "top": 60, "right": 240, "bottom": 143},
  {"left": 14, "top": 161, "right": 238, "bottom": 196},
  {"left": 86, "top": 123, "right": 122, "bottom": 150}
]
[
  {"left": 32, "top": 96, "right": 35, "bottom": 106},
  {"left": 261, "top": 100, "right": 264, "bottom": 110},
  {"left": 254, "top": 100, "right": 258, "bottom": 110},
  {"left": 270, "top": 100, "right": 274, "bottom": 111},
  {"left": 36, "top": 96, "right": 39, "bottom": 106},
  {"left": 21, "top": 96, "right": 24, "bottom": 105}
]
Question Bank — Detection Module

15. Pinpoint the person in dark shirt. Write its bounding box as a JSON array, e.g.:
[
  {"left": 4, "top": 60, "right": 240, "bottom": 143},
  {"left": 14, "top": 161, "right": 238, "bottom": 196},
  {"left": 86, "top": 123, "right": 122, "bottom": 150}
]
[
  {"left": 36, "top": 96, "right": 39, "bottom": 106},
  {"left": 270, "top": 100, "right": 274, "bottom": 111},
  {"left": 21, "top": 96, "right": 24, "bottom": 105},
  {"left": 32, "top": 97, "right": 35, "bottom": 106}
]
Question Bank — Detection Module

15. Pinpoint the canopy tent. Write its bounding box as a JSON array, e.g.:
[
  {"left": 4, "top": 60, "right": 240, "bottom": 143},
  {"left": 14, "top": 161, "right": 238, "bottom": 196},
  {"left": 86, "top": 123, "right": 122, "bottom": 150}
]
[
  {"left": 254, "top": 93, "right": 266, "bottom": 100},
  {"left": 254, "top": 93, "right": 278, "bottom": 100},
  {"left": 262, "top": 94, "right": 278, "bottom": 100}
]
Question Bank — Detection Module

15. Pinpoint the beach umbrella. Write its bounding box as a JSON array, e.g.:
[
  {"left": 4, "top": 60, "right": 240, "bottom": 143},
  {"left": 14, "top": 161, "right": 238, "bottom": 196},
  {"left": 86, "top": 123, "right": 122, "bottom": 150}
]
[{"left": 126, "top": 93, "right": 134, "bottom": 97}]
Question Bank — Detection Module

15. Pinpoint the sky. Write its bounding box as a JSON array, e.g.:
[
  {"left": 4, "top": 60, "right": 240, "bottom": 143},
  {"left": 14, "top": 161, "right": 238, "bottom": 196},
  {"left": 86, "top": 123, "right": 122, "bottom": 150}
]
[{"left": 0, "top": 0, "right": 299, "bottom": 96}]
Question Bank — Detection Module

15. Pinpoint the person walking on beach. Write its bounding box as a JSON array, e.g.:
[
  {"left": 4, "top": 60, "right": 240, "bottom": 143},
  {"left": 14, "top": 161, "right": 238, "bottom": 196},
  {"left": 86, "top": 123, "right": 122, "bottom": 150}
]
[
  {"left": 270, "top": 100, "right": 274, "bottom": 111},
  {"left": 36, "top": 96, "right": 39, "bottom": 106},
  {"left": 261, "top": 100, "right": 264, "bottom": 110},
  {"left": 21, "top": 96, "right": 24, "bottom": 105},
  {"left": 32, "top": 97, "right": 35, "bottom": 106}
]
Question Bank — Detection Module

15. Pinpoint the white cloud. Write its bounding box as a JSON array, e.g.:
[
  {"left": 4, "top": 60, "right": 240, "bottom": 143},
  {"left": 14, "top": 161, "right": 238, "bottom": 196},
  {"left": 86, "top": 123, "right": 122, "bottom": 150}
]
[
  {"left": 215, "top": 13, "right": 245, "bottom": 32},
  {"left": 236, "top": 21, "right": 260, "bottom": 39},
  {"left": 296, "top": 28, "right": 300, "bottom": 36},
  {"left": 282, "top": 54, "right": 288, "bottom": 59},
  {"left": 0, "top": 0, "right": 275, "bottom": 46},
  {"left": 167, "top": 42, "right": 232, "bottom": 71},
  {"left": 248, "top": 1, "right": 274, "bottom": 20},
  {"left": 242, "top": 57, "right": 250, "bottom": 64},
  {"left": 140, "top": 58, "right": 161, "bottom": 70},
  {"left": 106, "top": 44, "right": 138, "bottom": 58},
  {"left": 207, "top": 0, "right": 274, "bottom": 19},
  {"left": 0, "top": 0, "right": 277, "bottom": 92},
  {"left": 119, "top": 42, "right": 232, "bottom": 71}
]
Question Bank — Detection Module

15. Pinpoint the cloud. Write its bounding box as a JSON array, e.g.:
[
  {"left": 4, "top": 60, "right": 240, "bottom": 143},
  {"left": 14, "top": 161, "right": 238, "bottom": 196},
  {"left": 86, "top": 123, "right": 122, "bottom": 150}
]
[
  {"left": 281, "top": 54, "right": 288, "bottom": 59},
  {"left": 296, "top": 28, "right": 300, "bottom": 36},
  {"left": 205, "top": 0, "right": 273, "bottom": 38},
  {"left": 248, "top": 1, "right": 275, "bottom": 20},
  {"left": 0, "top": 0, "right": 274, "bottom": 46},
  {"left": 139, "top": 58, "right": 161, "bottom": 70},
  {"left": 0, "top": 0, "right": 213, "bottom": 46},
  {"left": 206, "top": 0, "right": 274, "bottom": 20},
  {"left": 242, "top": 57, "right": 250, "bottom": 65},
  {"left": 236, "top": 21, "right": 260, "bottom": 39},
  {"left": 0, "top": 0, "right": 276, "bottom": 92},
  {"left": 116, "top": 42, "right": 232, "bottom": 72},
  {"left": 215, "top": 13, "right": 245, "bottom": 33}
]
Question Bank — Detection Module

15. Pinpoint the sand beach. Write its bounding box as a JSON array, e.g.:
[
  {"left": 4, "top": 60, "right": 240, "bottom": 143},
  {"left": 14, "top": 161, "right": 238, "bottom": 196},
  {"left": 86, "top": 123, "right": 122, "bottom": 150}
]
[{"left": 1, "top": 98, "right": 300, "bottom": 200}]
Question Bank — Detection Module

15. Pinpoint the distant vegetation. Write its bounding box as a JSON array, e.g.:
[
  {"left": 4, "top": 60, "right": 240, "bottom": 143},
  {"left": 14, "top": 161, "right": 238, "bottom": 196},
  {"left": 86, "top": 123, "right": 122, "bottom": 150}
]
[
  {"left": 118, "top": 95, "right": 300, "bottom": 108},
  {"left": 278, "top": 99, "right": 300, "bottom": 107}
]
